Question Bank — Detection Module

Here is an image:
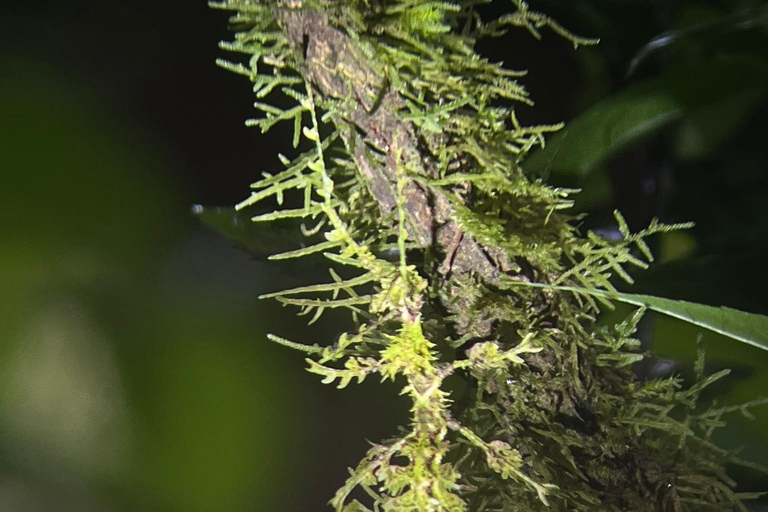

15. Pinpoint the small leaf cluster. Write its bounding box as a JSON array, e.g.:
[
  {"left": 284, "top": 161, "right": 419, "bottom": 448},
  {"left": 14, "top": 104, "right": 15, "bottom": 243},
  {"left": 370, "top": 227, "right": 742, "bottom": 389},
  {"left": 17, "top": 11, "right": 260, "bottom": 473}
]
[{"left": 211, "top": 1, "right": 766, "bottom": 511}]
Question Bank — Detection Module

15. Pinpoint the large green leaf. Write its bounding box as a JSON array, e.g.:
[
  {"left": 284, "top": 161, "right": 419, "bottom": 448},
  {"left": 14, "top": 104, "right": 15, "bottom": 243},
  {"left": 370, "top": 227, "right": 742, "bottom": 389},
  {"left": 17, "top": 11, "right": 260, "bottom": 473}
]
[
  {"left": 611, "top": 292, "right": 768, "bottom": 353},
  {"left": 505, "top": 280, "right": 768, "bottom": 352},
  {"left": 524, "top": 58, "right": 768, "bottom": 181}
]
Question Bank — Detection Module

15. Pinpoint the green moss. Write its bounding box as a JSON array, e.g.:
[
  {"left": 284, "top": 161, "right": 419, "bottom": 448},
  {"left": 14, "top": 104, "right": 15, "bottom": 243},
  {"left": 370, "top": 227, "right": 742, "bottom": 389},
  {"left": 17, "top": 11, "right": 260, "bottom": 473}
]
[{"left": 211, "top": 1, "right": 763, "bottom": 511}]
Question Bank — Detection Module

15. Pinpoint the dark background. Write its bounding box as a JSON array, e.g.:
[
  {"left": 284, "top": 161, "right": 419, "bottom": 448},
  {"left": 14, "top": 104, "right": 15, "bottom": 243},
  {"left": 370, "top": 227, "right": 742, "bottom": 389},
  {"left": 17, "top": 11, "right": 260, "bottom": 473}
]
[{"left": 1, "top": 1, "right": 767, "bottom": 511}]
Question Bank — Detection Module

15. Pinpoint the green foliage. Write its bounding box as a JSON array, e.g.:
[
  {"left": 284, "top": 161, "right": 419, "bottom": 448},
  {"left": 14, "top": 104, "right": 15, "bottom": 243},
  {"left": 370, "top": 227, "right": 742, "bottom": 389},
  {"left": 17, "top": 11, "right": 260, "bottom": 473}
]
[
  {"left": 210, "top": 1, "right": 767, "bottom": 511},
  {"left": 504, "top": 280, "right": 768, "bottom": 353},
  {"left": 524, "top": 58, "right": 768, "bottom": 195}
]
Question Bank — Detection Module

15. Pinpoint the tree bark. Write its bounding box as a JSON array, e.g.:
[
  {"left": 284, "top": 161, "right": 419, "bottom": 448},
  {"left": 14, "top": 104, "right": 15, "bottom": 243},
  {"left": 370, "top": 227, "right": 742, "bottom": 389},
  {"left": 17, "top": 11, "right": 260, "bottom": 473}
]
[{"left": 276, "top": 9, "right": 519, "bottom": 334}]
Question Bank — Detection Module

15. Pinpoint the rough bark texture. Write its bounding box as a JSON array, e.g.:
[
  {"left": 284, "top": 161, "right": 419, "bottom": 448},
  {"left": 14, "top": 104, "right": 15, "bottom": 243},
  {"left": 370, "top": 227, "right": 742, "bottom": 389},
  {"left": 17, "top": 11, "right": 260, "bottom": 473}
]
[{"left": 276, "top": 9, "right": 509, "bottom": 334}]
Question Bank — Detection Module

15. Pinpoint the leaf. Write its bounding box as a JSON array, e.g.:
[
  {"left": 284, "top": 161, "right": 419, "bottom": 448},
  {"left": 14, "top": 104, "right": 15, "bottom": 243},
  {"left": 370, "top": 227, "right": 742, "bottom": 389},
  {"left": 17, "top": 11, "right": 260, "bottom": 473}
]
[
  {"left": 629, "top": 244, "right": 768, "bottom": 315},
  {"left": 673, "top": 88, "right": 764, "bottom": 162},
  {"left": 504, "top": 279, "right": 768, "bottom": 352},
  {"left": 524, "top": 58, "right": 768, "bottom": 182},
  {"left": 193, "top": 205, "right": 401, "bottom": 265},
  {"left": 627, "top": 5, "right": 768, "bottom": 78},
  {"left": 191, "top": 204, "right": 309, "bottom": 258},
  {"left": 612, "top": 292, "right": 768, "bottom": 353}
]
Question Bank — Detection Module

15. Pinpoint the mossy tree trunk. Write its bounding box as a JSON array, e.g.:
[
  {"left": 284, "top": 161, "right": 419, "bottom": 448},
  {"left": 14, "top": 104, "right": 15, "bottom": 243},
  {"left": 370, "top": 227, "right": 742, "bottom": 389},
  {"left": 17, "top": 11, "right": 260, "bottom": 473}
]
[{"left": 212, "top": 1, "right": 761, "bottom": 511}]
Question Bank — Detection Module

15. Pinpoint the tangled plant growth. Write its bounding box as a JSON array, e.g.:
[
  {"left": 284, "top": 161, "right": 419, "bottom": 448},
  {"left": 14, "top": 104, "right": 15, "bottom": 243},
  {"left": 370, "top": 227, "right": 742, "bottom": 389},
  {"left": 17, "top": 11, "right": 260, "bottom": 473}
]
[{"left": 210, "top": 1, "right": 767, "bottom": 511}]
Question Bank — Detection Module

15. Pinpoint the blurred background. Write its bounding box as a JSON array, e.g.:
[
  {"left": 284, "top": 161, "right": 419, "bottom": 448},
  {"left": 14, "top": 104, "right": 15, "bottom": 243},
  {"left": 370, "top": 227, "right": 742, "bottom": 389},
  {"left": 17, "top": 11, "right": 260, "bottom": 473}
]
[{"left": 0, "top": 1, "right": 766, "bottom": 511}]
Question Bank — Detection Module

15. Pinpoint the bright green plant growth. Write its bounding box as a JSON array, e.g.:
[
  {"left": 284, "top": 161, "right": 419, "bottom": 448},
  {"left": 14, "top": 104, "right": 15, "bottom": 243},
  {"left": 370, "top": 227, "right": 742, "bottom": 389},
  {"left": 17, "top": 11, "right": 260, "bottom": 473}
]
[{"left": 210, "top": 1, "right": 766, "bottom": 511}]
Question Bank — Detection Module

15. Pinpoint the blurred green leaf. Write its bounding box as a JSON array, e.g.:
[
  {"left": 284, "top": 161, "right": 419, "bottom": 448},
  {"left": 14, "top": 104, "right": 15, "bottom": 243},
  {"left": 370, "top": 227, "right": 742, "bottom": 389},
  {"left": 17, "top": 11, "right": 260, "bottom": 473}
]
[
  {"left": 193, "top": 205, "right": 311, "bottom": 258},
  {"left": 627, "top": 4, "right": 768, "bottom": 78},
  {"left": 194, "top": 205, "right": 403, "bottom": 268},
  {"left": 525, "top": 58, "right": 768, "bottom": 182},
  {"left": 134, "top": 312, "right": 298, "bottom": 512},
  {"left": 674, "top": 87, "right": 764, "bottom": 161},
  {"left": 0, "top": 58, "right": 179, "bottom": 268}
]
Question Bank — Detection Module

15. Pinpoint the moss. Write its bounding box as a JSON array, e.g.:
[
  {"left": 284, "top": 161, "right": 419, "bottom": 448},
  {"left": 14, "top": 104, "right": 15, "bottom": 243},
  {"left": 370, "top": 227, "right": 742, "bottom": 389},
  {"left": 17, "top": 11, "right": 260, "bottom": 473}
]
[{"left": 211, "top": 1, "right": 762, "bottom": 510}]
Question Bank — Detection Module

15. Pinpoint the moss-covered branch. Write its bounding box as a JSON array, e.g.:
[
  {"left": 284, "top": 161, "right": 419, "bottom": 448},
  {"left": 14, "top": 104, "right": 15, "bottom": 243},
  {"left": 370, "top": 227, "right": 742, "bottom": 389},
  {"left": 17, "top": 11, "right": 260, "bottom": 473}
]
[{"left": 211, "top": 1, "right": 766, "bottom": 511}]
